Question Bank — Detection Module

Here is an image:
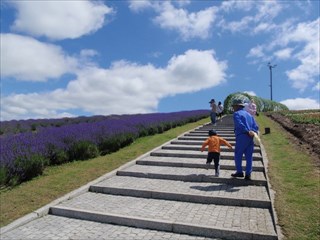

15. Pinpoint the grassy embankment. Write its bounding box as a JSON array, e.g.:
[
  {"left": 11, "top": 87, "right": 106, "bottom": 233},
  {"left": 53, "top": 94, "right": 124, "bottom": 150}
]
[
  {"left": 256, "top": 114, "right": 319, "bottom": 240},
  {"left": 1, "top": 114, "right": 319, "bottom": 240}
]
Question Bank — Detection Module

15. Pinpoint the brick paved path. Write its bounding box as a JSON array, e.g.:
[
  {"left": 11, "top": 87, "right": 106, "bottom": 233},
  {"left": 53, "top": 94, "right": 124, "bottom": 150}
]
[{"left": 1, "top": 115, "right": 279, "bottom": 240}]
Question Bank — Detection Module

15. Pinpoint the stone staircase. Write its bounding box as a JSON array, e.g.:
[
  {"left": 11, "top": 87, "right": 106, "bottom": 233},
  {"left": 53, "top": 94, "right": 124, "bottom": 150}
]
[{"left": 1, "top": 115, "right": 279, "bottom": 240}]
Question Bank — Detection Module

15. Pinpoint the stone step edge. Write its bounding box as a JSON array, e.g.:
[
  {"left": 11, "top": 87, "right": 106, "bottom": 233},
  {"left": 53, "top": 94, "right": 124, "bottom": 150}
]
[
  {"left": 50, "top": 206, "right": 277, "bottom": 240},
  {"left": 163, "top": 145, "right": 261, "bottom": 153},
  {"left": 171, "top": 140, "right": 260, "bottom": 147},
  {"left": 179, "top": 137, "right": 236, "bottom": 140},
  {"left": 186, "top": 131, "right": 235, "bottom": 133},
  {"left": 116, "top": 170, "right": 267, "bottom": 186},
  {"left": 89, "top": 185, "right": 271, "bottom": 209},
  {"left": 150, "top": 152, "right": 263, "bottom": 161},
  {"left": 184, "top": 134, "right": 235, "bottom": 137},
  {"left": 136, "top": 160, "right": 265, "bottom": 172}
]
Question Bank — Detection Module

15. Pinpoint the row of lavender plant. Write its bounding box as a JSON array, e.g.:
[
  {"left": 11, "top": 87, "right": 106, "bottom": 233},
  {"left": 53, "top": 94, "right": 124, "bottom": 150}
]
[
  {"left": 0, "top": 110, "right": 209, "bottom": 186},
  {"left": 0, "top": 115, "right": 110, "bottom": 136}
]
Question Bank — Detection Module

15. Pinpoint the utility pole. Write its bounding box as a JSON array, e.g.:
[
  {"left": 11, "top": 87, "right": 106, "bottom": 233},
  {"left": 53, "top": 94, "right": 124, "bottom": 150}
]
[{"left": 267, "top": 62, "right": 277, "bottom": 101}]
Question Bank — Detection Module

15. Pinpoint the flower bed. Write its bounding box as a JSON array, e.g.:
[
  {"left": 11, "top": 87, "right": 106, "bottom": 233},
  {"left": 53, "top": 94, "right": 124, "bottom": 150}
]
[{"left": 0, "top": 110, "right": 209, "bottom": 186}]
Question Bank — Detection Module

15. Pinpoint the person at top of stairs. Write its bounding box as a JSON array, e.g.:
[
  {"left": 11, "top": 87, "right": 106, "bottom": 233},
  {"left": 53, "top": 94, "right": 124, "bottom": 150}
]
[
  {"left": 209, "top": 99, "right": 217, "bottom": 126},
  {"left": 201, "top": 129, "right": 233, "bottom": 177}
]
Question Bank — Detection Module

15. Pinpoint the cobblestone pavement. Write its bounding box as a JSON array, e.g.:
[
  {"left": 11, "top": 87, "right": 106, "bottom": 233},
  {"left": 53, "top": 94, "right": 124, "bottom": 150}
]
[{"left": 1, "top": 115, "right": 279, "bottom": 240}]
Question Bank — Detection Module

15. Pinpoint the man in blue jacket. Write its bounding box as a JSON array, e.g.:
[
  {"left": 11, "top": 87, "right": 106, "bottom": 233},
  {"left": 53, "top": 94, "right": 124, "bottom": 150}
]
[{"left": 231, "top": 98, "right": 259, "bottom": 180}]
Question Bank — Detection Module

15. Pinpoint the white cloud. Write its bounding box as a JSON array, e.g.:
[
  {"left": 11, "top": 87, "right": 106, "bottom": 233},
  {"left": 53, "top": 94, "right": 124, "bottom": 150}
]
[
  {"left": 220, "top": 15, "right": 253, "bottom": 33},
  {"left": 243, "top": 91, "right": 257, "bottom": 96},
  {"left": 220, "top": 0, "right": 254, "bottom": 12},
  {"left": 154, "top": 2, "right": 217, "bottom": 40},
  {"left": 174, "top": 0, "right": 192, "bottom": 8},
  {"left": 253, "top": 22, "right": 276, "bottom": 34},
  {"left": 219, "top": 1, "right": 283, "bottom": 34},
  {"left": 284, "top": 18, "right": 320, "bottom": 91},
  {"left": 248, "top": 18, "right": 320, "bottom": 92},
  {"left": 281, "top": 98, "right": 320, "bottom": 110},
  {"left": 247, "top": 45, "right": 265, "bottom": 58},
  {"left": 0, "top": 34, "right": 77, "bottom": 82},
  {"left": 312, "top": 82, "right": 320, "bottom": 91},
  {"left": 129, "top": 1, "right": 217, "bottom": 40},
  {"left": 274, "top": 48, "right": 293, "bottom": 60},
  {"left": 254, "top": 1, "right": 283, "bottom": 22},
  {"left": 128, "top": 0, "right": 153, "bottom": 12},
  {"left": 1, "top": 49, "right": 227, "bottom": 120},
  {"left": 10, "top": 0, "right": 114, "bottom": 40}
]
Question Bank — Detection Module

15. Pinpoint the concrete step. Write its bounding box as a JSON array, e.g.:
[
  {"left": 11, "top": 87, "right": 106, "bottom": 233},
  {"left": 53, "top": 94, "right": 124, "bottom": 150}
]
[
  {"left": 117, "top": 165, "right": 267, "bottom": 186},
  {"left": 198, "top": 125, "right": 234, "bottom": 130},
  {"left": 50, "top": 193, "right": 277, "bottom": 240},
  {"left": 90, "top": 176, "right": 271, "bottom": 208},
  {"left": 150, "top": 149, "right": 263, "bottom": 161},
  {"left": 1, "top": 214, "right": 212, "bottom": 240},
  {"left": 185, "top": 133, "right": 235, "bottom": 137},
  {"left": 179, "top": 136, "right": 236, "bottom": 141},
  {"left": 162, "top": 144, "right": 261, "bottom": 153},
  {"left": 172, "top": 139, "right": 237, "bottom": 146},
  {"left": 136, "top": 156, "right": 265, "bottom": 172},
  {"left": 188, "top": 128, "right": 234, "bottom": 135}
]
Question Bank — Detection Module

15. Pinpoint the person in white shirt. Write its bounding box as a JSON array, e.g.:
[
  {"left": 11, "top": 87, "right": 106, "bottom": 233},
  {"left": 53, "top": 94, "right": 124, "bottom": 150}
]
[
  {"left": 245, "top": 98, "right": 257, "bottom": 117},
  {"left": 217, "top": 101, "right": 224, "bottom": 120}
]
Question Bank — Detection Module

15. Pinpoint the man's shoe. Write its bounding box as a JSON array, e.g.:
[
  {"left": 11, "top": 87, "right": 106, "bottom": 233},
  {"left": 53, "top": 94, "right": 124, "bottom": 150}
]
[
  {"left": 231, "top": 172, "right": 244, "bottom": 178},
  {"left": 245, "top": 175, "right": 251, "bottom": 180}
]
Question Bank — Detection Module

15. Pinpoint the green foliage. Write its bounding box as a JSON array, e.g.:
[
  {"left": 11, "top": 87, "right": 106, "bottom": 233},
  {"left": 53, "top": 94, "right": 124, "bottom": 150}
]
[
  {"left": 31, "top": 124, "right": 37, "bottom": 132},
  {"left": 14, "top": 155, "right": 48, "bottom": 183},
  {"left": 68, "top": 141, "right": 99, "bottom": 161},
  {"left": 0, "top": 166, "right": 8, "bottom": 186},
  {"left": 98, "top": 134, "right": 135, "bottom": 155},
  {"left": 223, "top": 92, "right": 289, "bottom": 114},
  {"left": 46, "top": 144, "right": 69, "bottom": 165}
]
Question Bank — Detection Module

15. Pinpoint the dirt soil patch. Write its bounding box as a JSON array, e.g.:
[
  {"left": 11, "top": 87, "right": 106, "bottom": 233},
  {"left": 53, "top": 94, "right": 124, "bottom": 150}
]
[{"left": 266, "top": 113, "right": 320, "bottom": 167}]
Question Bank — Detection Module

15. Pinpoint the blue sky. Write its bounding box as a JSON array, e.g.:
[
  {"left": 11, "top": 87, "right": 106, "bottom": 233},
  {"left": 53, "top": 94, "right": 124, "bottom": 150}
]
[{"left": 1, "top": 0, "right": 319, "bottom": 121}]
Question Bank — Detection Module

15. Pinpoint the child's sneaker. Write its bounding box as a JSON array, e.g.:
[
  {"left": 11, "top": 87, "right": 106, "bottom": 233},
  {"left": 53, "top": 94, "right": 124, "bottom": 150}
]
[
  {"left": 215, "top": 166, "right": 220, "bottom": 177},
  {"left": 205, "top": 163, "right": 210, "bottom": 170}
]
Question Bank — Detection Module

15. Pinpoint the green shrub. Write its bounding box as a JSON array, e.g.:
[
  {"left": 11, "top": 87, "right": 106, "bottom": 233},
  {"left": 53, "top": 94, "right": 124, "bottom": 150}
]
[
  {"left": 68, "top": 141, "right": 99, "bottom": 161},
  {"left": 224, "top": 92, "right": 289, "bottom": 114},
  {"left": 98, "top": 133, "right": 136, "bottom": 155},
  {"left": 99, "top": 137, "right": 120, "bottom": 155},
  {"left": 0, "top": 166, "right": 8, "bottom": 187},
  {"left": 46, "top": 144, "right": 69, "bottom": 165},
  {"left": 31, "top": 124, "right": 37, "bottom": 132},
  {"left": 14, "top": 154, "right": 48, "bottom": 183}
]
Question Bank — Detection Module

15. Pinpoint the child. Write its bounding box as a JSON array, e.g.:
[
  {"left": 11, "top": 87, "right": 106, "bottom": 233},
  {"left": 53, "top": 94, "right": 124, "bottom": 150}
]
[{"left": 201, "top": 130, "right": 233, "bottom": 177}]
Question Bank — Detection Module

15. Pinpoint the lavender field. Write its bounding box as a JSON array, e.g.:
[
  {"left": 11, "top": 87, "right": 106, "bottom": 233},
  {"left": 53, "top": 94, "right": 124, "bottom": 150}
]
[{"left": 0, "top": 110, "right": 209, "bottom": 186}]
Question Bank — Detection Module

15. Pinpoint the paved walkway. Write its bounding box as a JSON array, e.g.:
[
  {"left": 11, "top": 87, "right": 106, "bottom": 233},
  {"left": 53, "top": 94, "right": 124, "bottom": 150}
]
[{"left": 1, "top": 115, "right": 279, "bottom": 240}]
